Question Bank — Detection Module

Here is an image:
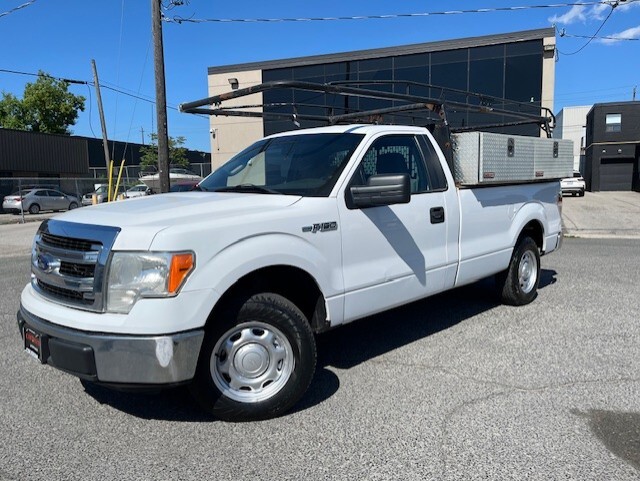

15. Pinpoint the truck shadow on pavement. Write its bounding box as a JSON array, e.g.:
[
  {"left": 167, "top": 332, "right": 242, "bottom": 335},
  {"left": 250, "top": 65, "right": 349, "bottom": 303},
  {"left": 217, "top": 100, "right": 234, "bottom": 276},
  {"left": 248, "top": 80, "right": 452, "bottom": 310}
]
[
  {"left": 82, "top": 269, "right": 557, "bottom": 421},
  {"left": 295, "top": 268, "right": 557, "bottom": 415}
]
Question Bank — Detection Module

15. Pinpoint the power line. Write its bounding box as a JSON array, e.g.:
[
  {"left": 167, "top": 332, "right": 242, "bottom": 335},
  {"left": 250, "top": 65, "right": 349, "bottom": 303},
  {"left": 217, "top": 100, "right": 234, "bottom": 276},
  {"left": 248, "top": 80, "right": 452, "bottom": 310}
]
[
  {"left": 165, "top": 1, "right": 636, "bottom": 24},
  {"left": 0, "top": 68, "right": 208, "bottom": 119},
  {"left": 0, "top": 0, "right": 37, "bottom": 19},
  {"left": 556, "top": 1, "right": 620, "bottom": 55},
  {"left": 559, "top": 32, "right": 639, "bottom": 41}
]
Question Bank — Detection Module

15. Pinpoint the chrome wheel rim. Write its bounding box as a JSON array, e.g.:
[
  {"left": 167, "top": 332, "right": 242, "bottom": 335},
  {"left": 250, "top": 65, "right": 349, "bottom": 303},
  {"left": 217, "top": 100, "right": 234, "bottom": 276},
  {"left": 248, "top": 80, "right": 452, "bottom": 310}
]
[
  {"left": 518, "top": 250, "right": 538, "bottom": 294},
  {"left": 210, "top": 321, "right": 294, "bottom": 403}
]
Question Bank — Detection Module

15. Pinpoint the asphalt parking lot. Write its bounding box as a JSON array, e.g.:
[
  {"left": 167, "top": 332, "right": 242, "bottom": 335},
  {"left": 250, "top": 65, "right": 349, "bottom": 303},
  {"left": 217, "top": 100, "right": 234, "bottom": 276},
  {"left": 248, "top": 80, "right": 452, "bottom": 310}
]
[{"left": 1, "top": 216, "right": 639, "bottom": 479}]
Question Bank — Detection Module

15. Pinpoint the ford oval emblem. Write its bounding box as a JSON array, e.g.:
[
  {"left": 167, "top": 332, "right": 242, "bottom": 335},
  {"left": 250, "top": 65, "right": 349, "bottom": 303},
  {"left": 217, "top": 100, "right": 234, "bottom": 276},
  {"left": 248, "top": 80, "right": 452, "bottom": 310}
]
[{"left": 37, "top": 253, "right": 60, "bottom": 273}]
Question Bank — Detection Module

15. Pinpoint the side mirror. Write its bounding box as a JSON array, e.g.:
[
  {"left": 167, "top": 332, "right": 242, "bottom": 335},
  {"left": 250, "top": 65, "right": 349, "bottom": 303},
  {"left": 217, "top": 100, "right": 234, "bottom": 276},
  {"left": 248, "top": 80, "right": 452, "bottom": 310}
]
[{"left": 349, "top": 174, "right": 411, "bottom": 209}]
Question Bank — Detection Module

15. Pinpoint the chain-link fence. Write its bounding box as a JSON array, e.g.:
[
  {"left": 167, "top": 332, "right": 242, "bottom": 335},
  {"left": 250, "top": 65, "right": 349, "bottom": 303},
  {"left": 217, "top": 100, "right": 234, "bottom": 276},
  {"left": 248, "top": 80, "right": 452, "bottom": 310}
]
[
  {"left": 87, "top": 162, "right": 212, "bottom": 181},
  {"left": 0, "top": 163, "right": 211, "bottom": 213},
  {"left": 1, "top": 162, "right": 214, "bottom": 218}
]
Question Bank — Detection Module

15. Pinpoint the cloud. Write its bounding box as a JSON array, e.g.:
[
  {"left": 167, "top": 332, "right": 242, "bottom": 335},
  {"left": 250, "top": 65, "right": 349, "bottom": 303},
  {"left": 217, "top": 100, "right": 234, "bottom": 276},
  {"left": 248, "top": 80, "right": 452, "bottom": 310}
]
[
  {"left": 549, "top": 5, "right": 587, "bottom": 24},
  {"left": 549, "top": 1, "right": 640, "bottom": 25},
  {"left": 599, "top": 24, "right": 640, "bottom": 44}
]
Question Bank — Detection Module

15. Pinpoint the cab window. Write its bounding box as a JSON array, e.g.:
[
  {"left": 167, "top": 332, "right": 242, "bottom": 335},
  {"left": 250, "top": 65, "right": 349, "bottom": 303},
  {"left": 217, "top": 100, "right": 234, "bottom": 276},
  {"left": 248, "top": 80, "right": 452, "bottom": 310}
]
[{"left": 350, "top": 135, "right": 430, "bottom": 194}]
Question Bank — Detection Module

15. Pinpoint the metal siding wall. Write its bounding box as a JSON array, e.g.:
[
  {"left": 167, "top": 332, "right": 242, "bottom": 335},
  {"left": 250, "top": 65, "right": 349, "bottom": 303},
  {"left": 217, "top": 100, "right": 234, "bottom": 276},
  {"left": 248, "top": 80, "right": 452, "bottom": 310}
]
[{"left": 0, "top": 129, "right": 88, "bottom": 174}]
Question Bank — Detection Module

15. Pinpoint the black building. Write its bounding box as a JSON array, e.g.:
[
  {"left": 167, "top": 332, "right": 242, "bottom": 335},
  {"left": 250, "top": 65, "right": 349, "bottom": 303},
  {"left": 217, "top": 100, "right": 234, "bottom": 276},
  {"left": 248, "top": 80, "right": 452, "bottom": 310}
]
[
  {"left": 206, "top": 28, "right": 557, "bottom": 167},
  {"left": 584, "top": 102, "right": 640, "bottom": 192},
  {"left": 0, "top": 128, "right": 211, "bottom": 178}
]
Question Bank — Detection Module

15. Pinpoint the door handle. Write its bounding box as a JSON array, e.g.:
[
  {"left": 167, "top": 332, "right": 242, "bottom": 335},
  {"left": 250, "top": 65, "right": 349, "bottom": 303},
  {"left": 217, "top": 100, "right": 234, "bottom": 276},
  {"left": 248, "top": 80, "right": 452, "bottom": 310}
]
[{"left": 430, "top": 206, "right": 445, "bottom": 224}]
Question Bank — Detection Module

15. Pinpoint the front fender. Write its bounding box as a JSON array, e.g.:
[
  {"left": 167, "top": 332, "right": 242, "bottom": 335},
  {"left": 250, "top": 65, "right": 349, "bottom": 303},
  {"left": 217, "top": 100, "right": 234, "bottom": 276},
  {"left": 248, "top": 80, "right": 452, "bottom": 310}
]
[{"left": 184, "top": 232, "right": 344, "bottom": 317}]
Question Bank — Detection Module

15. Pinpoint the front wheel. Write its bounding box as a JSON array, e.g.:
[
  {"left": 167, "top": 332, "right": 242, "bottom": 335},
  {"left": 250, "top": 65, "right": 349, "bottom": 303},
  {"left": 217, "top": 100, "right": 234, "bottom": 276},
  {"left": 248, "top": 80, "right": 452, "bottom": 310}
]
[
  {"left": 496, "top": 236, "right": 540, "bottom": 306},
  {"left": 190, "top": 293, "right": 316, "bottom": 422},
  {"left": 68, "top": 202, "right": 78, "bottom": 210}
]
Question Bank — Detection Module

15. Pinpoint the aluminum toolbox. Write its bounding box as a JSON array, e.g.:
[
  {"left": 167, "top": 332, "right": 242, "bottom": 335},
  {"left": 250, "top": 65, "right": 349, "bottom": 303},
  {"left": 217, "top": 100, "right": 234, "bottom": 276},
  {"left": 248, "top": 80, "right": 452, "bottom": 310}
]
[{"left": 451, "top": 132, "right": 573, "bottom": 185}]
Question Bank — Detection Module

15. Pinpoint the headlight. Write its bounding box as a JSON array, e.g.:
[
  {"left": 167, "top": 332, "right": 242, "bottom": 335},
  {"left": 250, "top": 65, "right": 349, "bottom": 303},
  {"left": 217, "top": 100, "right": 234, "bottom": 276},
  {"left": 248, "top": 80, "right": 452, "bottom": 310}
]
[{"left": 106, "top": 251, "right": 195, "bottom": 313}]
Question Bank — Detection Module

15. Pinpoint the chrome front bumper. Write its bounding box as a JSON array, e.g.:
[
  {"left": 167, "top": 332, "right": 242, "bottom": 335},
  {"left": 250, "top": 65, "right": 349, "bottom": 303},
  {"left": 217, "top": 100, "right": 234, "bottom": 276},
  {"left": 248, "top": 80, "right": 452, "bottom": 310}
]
[{"left": 18, "top": 306, "right": 204, "bottom": 385}]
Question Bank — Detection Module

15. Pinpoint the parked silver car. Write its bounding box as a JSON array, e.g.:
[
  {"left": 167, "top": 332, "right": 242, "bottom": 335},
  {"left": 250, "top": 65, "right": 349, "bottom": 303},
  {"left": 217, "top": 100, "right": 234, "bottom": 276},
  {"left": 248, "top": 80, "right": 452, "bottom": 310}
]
[
  {"left": 82, "top": 185, "right": 127, "bottom": 206},
  {"left": 2, "top": 188, "right": 80, "bottom": 214}
]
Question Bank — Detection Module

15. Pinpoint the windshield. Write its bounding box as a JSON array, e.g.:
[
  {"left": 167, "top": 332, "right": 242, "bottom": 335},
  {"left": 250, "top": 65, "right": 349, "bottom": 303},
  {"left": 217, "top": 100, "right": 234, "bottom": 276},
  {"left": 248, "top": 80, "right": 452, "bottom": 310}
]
[{"left": 199, "top": 133, "right": 365, "bottom": 196}]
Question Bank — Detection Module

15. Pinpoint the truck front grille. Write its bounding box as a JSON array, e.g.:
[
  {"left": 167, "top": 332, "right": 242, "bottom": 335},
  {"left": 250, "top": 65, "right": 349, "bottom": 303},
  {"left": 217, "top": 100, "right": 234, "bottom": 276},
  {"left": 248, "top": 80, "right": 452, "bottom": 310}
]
[
  {"left": 41, "top": 232, "right": 94, "bottom": 252},
  {"left": 59, "top": 261, "right": 96, "bottom": 278},
  {"left": 31, "top": 220, "right": 120, "bottom": 312},
  {"left": 36, "top": 279, "right": 86, "bottom": 302}
]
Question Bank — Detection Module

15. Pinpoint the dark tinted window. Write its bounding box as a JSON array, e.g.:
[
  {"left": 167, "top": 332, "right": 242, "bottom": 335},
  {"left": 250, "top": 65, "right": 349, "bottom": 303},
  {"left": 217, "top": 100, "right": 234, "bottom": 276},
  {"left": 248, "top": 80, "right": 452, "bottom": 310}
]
[
  {"left": 418, "top": 136, "right": 448, "bottom": 191},
  {"left": 505, "top": 54, "right": 542, "bottom": 103},
  {"left": 395, "top": 53, "right": 429, "bottom": 69},
  {"left": 506, "top": 40, "right": 542, "bottom": 57},
  {"left": 263, "top": 68, "right": 293, "bottom": 82},
  {"left": 469, "top": 57, "right": 504, "bottom": 98}
]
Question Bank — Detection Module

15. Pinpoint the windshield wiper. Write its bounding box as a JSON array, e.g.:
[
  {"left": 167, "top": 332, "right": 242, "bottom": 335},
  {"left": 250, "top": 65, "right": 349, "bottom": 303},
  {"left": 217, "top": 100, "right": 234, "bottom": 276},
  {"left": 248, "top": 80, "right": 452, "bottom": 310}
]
[{"left": 213, "top": 184, "right": 280, "bottom": 194}]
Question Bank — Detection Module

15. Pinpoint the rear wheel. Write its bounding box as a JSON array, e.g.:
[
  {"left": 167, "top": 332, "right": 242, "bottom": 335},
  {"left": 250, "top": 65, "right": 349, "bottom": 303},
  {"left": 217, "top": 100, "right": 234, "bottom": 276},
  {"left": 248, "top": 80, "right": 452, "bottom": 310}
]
[
  {"left": 190, "top": 293, "right": 316, "bottom": 422},
  {"left": 28, "top": 204, "right": 40, "bottom": 214},
  {"left": 496, "top": 236, "right": 540, "bottom": 306}
]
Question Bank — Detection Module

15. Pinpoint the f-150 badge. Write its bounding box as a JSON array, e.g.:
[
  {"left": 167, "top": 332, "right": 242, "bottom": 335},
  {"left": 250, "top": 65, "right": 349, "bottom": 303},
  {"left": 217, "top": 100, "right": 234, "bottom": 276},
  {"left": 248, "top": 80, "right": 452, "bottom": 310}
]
[{"left": 302, "top": 222, "right": 338, "bottom": 233}]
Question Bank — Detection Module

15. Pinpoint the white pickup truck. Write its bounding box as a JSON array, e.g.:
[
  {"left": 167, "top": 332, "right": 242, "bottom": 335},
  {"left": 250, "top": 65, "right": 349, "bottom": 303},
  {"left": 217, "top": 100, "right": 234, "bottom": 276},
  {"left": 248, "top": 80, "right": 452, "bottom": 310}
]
[{"left": 19, "top": 124, "right": 564, "bottom": 421}]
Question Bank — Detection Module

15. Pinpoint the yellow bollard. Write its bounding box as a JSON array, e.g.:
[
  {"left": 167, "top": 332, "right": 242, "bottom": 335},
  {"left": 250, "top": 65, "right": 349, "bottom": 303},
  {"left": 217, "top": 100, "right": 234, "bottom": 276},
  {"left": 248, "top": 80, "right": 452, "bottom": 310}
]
[{"left": 92, "top": 193, "right": 98, "bottom": 205}]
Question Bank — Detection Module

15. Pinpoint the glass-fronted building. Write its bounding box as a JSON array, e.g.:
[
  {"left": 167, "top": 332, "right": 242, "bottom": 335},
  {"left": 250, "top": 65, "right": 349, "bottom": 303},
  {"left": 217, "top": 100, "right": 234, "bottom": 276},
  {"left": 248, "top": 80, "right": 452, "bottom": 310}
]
[{"left": 207, "top": 28, "right": 556, "bottom": 167}]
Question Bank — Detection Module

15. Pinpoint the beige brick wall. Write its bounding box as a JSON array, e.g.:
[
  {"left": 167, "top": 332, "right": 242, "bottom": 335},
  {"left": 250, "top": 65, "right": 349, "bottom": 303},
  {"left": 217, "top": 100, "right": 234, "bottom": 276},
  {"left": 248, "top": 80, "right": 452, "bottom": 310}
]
[
  {"left": 541, "top": 35, "right": 556, "bottom": 137},
  {"left": 208, "top": 69, "right": 264, "bottom": 169}
]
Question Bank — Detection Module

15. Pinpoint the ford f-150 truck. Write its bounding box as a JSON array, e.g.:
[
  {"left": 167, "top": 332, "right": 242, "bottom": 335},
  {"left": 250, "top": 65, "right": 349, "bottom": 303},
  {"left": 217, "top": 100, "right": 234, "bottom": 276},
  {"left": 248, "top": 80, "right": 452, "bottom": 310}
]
[{"left": 18, "top": 122, "right": 567, "bottom": 421}]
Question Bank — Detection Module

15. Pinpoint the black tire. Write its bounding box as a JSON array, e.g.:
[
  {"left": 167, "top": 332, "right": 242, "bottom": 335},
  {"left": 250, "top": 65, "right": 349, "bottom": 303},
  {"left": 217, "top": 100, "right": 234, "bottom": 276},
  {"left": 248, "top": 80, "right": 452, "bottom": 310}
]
[
  {"left": 496, "top": 236, "right": 540, "bottom": 306},
  {"left": 189, "top": 293, "right": 316, "bottom": 422},
  {"left": 28, "top": 204, "right": 40, "bottom": 214},
  {"left": 68, "top": 202, "right": 78, "bottom": 210},
  {"left": 579, "top": 190, "right": 585, "bottom": 197}
]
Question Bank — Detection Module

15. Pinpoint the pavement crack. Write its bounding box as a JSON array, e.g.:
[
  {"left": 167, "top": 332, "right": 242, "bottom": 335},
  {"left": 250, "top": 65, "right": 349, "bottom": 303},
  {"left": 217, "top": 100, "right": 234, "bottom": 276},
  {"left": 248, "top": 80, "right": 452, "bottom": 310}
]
[{"left": 437, "top": 375, "right": 640, "bottom": 479}]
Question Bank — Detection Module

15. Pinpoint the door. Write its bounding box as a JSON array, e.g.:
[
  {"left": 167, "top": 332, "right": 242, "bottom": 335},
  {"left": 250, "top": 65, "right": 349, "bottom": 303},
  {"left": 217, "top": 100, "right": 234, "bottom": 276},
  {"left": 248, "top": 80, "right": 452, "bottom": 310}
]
[
  {"left": 48, "top": 190, "right": 67, "bottom": 210},
  {"left": 337, "top": 133, "right": 459, "bottom": 323},
  {"left": 33, "top": 190, "right": 50, "bottom": 211},
  {"left": 600, "top": 158, "right": 634, "bottom": 191}
]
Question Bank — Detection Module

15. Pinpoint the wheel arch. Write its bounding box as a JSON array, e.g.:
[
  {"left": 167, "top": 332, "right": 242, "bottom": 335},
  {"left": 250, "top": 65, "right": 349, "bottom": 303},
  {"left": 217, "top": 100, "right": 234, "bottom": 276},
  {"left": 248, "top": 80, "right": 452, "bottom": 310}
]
[
  {"left": 519, "top": 219, "right": 544, "bottom": 251},
  {"left": 510, "top": 203, "right": 546, "bottom": 252},
  {"left": 205, "top": 265, "right": 329, "bottom": 334}
]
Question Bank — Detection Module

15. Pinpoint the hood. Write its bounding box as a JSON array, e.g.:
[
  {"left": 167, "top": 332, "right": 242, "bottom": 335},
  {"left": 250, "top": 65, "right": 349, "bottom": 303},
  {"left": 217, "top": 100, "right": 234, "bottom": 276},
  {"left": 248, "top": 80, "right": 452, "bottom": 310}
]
[{"left": 56, "top": 192, "right": 301, "bottom": 249}]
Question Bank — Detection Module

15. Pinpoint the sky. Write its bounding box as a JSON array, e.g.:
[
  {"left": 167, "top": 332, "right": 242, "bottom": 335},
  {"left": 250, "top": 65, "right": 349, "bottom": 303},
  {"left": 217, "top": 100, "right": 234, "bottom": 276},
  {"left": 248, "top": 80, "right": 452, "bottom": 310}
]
[{"left": 1, "top": 0, "right": 638, "bottom": 153}]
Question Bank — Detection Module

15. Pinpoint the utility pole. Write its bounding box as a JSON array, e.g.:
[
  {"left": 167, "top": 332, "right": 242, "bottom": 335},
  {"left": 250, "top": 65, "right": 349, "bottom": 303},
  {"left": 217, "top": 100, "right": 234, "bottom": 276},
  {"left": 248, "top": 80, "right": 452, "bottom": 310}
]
[
  {"left": 633, "top": 86, "right": 637, "bottom": 102},
  {"left": 151, "top": 0, "right": 170, "bottom": 193},
  {"left": 91, "top": 59, "right": 111, "bottom": 175},
  {"left": 141, "top": 127, "right": 145, "bottom": 145}
]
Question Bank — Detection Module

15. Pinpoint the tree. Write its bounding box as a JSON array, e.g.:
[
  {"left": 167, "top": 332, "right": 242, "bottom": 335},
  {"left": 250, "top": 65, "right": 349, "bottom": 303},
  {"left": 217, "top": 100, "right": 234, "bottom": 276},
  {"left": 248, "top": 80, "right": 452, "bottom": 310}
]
[
  {"left": 0, "top": 71, "right": 85, "bottom": 134},
  {"left": 139, "top": 133, "right": 189, "bottom": 168},
  {"left": 0, "top": 93, "right": 26, "bottom": 130}
]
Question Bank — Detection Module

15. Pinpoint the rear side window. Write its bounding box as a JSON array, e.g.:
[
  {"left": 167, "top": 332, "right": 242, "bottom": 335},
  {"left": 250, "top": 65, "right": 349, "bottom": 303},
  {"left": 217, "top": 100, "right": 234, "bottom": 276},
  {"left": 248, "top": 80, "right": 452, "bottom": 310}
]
[{"left": 418, "top": 135, "right": 448, "bottom": 191}]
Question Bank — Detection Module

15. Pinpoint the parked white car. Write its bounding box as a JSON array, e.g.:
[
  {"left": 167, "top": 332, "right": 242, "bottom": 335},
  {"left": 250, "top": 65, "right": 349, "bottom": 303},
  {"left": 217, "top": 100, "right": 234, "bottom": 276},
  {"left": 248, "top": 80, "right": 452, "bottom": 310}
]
[
  {"left": 561, "top": 171, "right": 586, "bottom": 196},
  {"left": 124, "top": 184, "right": 151, "bottom": 198}
]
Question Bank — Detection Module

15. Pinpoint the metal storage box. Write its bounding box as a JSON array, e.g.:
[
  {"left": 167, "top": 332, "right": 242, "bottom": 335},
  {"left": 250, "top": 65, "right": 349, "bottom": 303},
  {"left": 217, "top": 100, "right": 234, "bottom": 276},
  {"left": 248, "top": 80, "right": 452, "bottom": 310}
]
[{"left": 451, "top": 132, "right": 573, "bottom": 185}]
